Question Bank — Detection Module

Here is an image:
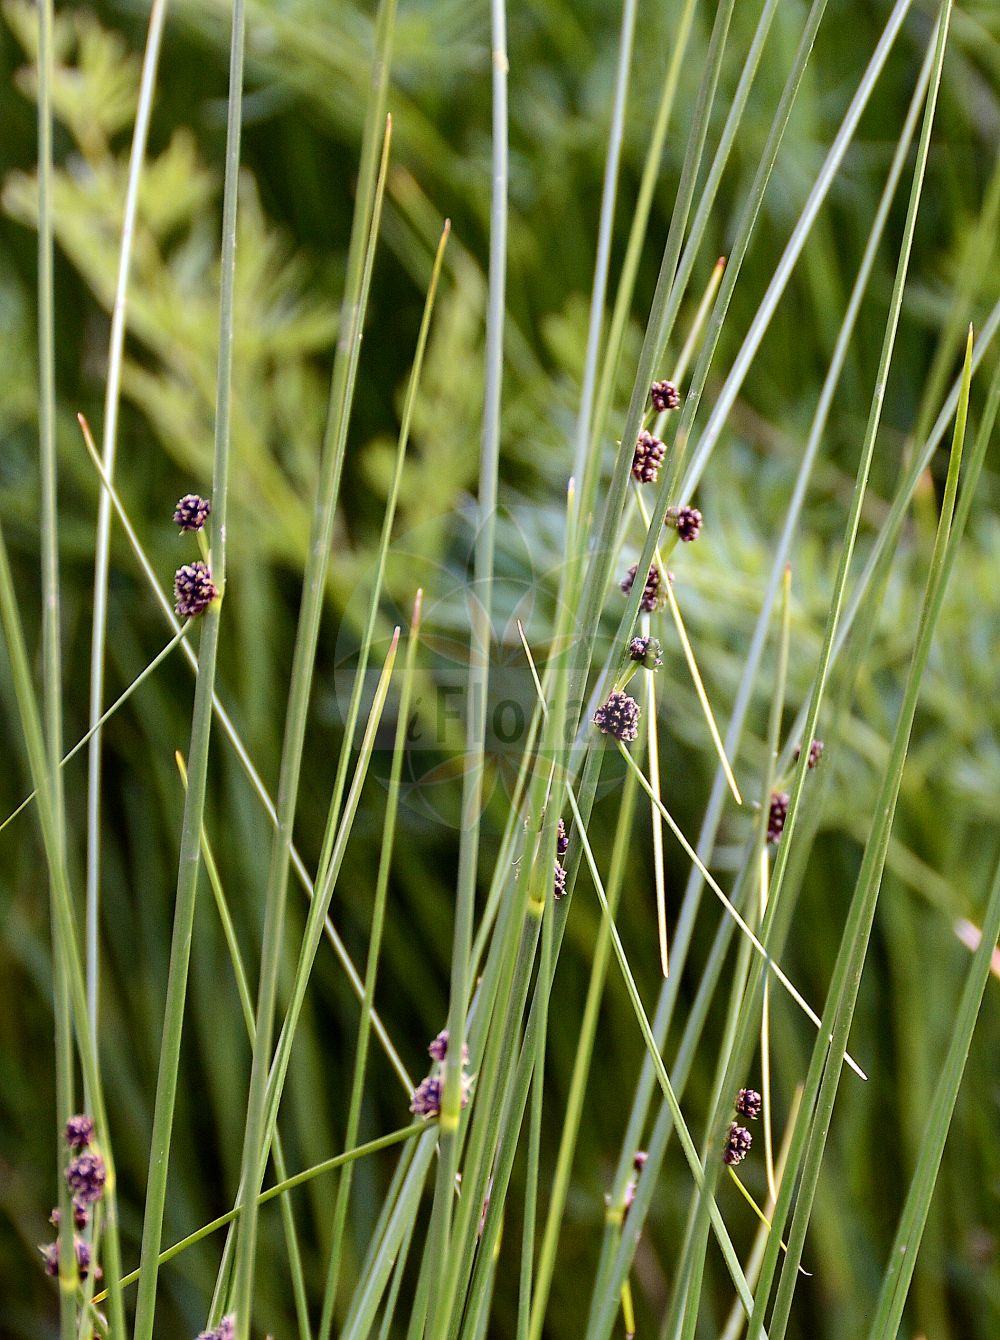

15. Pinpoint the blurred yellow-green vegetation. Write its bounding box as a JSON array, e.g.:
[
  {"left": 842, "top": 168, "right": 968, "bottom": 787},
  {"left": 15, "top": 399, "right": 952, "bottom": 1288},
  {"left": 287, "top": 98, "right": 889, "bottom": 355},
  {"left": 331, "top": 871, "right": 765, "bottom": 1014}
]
[{"left": 1, "top": 1, "right": 1000, "bottom": 1335}]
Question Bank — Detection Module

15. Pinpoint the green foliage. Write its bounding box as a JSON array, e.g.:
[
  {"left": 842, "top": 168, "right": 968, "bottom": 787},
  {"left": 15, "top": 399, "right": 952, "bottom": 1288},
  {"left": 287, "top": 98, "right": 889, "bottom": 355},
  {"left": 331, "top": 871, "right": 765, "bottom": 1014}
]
[{"left": 1, "top": 0, "right": 1000, "bottom": 1337}]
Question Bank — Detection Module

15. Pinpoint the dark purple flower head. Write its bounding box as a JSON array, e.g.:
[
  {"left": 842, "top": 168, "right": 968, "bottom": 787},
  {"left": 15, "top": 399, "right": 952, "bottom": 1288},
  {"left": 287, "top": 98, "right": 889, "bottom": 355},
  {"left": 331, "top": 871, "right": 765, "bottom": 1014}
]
[
  {"left": 650, "top": 379, "right": 680, "bottom": 413},
  {"left": 174, "top": 561, "right": 218, "bottom": 619},
  {"left": 173, "top": 494, "right": 212, "bottom": 532},
  {"left": 556, "top": 817, "right": 569, "bottom": 858},
  {"left": 666, "top": 505, "right": 702, "bottom": 543},
  {"left": 427, "top": 1029, "right": 469, "bottom": 1065},
  {"left": 736, "top": 1088, "right": 762, "bottom": 1120},
  {"left": 553, "top": 861, "right": 567, "bottom": 900},
  {"left": 410, "top": 1075, "right": 442, "bottom": 1117},
  {"left": 50, "top": 1202, "right": 89, "bottom": 1231},
  {"left": 767, "top": 792, "right": 789, "bottom": 845},
  {"left": 794, "top": 738, "right": 825, "bottom": 769},
  {"left": 628, "top": 636, "right": 662, "bottom": 670},
  {"left": 198, "top": 1316, "right": 235, "bottom": 1340},
  {"left": 64, "top": 1114, "right": 95, "bottom": 1151},
  {"left": 40, "top": 1237, "right": 97, "bottom": 1280},
  {"left": 633, "top": 1150, "right": 648, "bottom": 1172},
  {"left": 593, "top": 691, "right": 640, "bottom": 744},
  {"left": 621, "top": 563, "right": 667, "bottom": 613},
  {"left": 631, "top": 430, "right": 666, "bottom": 485},
  {"left": 723, "top": 1123, "right": 752, "bottom": 1166},
  {"left": 65, "top": 1151, "right": 106, "bottom": 1205}
]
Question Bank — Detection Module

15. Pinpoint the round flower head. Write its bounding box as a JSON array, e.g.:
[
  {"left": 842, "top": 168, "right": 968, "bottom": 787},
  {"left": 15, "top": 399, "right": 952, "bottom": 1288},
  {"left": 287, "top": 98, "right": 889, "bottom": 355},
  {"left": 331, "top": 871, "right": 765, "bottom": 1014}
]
[
  {"left": 50, "top": 1201, "right": 89, "bottom": 1231},
  {"left": 631, "top": 430, "right": 666, "bottom": 485},
  {"left": 723, "top": 1123, "right": 752, "bottom": 1166},
  {"left": 736, "top": 1087, "right": 762, "bottom": 1120},
  {"left": 410, "top": 1075, "right": 443, "bottom": 1117},
  {"left": 767, "top": 791, "right": 789, "bottom": 845},
  {"left": 794, "top": 738, "right": 825, "bottom": 769},
  {"left": 666, "top": 505, "right": 702, "bottom": 543},
  {"left": 427, "top": 1029, "right": 469, "bottom": 1065},
  {"left": 628, "top": 635, "right": 662, "bottom": 670},
  {"left": 621, "top": 563, "right": 667, "bottom": 613},
  {"left": 650, "top": 379, "right": 680, "bottom": 413},
  {"left": 556, "top": 817, "right": 569, "bottom": 858},
  {"left": 65, "top": 1151, "right": 106, "bottom": 1205},
  {"left": 173, "top": 494, "right": 212, "bottom": 532},
  {"left": 40, "top": 1236, "right": 96, "bottom": 1280},
  {"left": 64, "top": 1114, "right": 95, "bottom": 1151},
  {"left": 553, "top": 861, "right": 567, "bottom": 900},
  {"left": 633, "top": 1150, "right": 648, "bottom": 1172},
  {"left": 174, "top": 561, "right": 218, "bottom": 619},
  {"left": 593, "top": 691, "right": 640, "bottom": 744},
  {"left": 198, "top": 1316, "right": 236, "bottom": 1340}
]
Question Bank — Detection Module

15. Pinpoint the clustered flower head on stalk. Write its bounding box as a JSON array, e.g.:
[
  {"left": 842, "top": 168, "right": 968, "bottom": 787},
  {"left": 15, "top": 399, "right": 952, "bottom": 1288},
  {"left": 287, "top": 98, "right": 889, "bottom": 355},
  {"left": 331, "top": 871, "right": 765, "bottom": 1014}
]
[
  {"left": 40, "top": 1236, "right": 99, "bottom": 1282},
  {"left": 64, "top": 1114, "right": 95, "bottom": 1151},
  {"left": 173, "top": 493, "right": 212, "bottom": 532},
  {"left": 628, "top": 635, "right": 662, "bottom": 670},
  {"left": 767, "top": 791, "right": 789, "bottom": 844},
  {"left": 736, "top": 1087, "right": 762, "bottom": 1120},
  {"left": 666, "top": 504, "right": 702, "bottom": 543},
  {"left": 621, "top": 563, "right": 668, "bottom": 613},
  {"left": 723, "top": 1122, "right": 753, "bottom": 1166},
  {"left": 65, "top": 1150, "right": 106, "bottom": 1206},
  {"left": 593, "top": 691, "right": 640, "bottom": 744},
  {"left": 650, "top": 379, "right": 680, "bottom": 412},
  {"left": 197, "top": 1315, "right": 236, "bottom": 1340},
  {"left": 174, "top": 561, "right": 218, "bottom": 619},
  {"left": 631, "top": 430, "right": 666, "bottom": 484},
  {"left": 411, "top": 1029, "right": 475, "bottom": 1117},
  {"left": 794, "top": 738, "right": 825, "bottom": 769}
]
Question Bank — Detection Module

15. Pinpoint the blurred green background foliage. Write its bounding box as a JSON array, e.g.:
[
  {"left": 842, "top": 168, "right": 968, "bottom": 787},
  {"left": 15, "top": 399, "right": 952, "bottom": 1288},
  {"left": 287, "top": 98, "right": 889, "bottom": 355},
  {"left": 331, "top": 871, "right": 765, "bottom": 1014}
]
[{"left": 1, "top": 0, "right": 1000, "bottom": 1334}]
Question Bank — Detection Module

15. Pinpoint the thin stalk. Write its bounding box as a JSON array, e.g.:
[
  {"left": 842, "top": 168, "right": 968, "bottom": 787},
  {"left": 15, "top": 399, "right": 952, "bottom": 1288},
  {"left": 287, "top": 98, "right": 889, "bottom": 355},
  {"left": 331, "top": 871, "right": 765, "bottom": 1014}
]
[
  {"left": 868, "top": 850, "right": 1000, "bottom": 1337},
  {"left": 231, "top": 0, "right": 398, "bottom": 1304},
  {"left": 318, "top": 594, "right": 423, "bottom": 1335},
  {"left": 0, "top": 534, "right": 126, "bottom": 1338},
  {"left": 86, "top": 0, "right": 169, "bottom": 1047},
  {"left": 91, "top": 1123, "right": 427, "bottom": 1303},
  {"left": 528, "top": 747, "right": 641, "bottom": 1338},
  {"left": 78, "top": 421, "right": 411, "bottom": 1092},
  {"left": 764, "top": 310, "right": 968, "bottom": 1340},
  {"left": 132, "top": 1, "right": 243, "bottom": 1330},
  {"left": 425, "top": 0, "right": 507, "bottom": 1315},
  {"left": 645, "top": 626, "right": 669, "bottom": 976},
  {"left": 0, "top": 628, "right": 190, "bottom": 836},
  {"left": 616, "top": 741, "right": 864, "bottom": 1076},
  {"left": 566, "top": 787, "right": 757, "bottom": 1316},
  {"left": 569, "top": 0, "right": 639, "bottom": 491},
  {"left": 175, "top": 754, "right": 311, "bottom": 1340}
]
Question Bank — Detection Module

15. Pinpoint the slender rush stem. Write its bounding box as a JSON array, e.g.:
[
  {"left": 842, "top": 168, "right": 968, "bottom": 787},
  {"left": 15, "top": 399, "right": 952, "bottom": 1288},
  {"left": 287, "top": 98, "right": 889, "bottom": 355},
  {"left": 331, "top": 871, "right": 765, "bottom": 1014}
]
[
  {"left": 132, "top": 3, "right": 243, "bottom": 1332},
  {"left": 86, "top": 0, "right": 168, "bottom": 1049}
]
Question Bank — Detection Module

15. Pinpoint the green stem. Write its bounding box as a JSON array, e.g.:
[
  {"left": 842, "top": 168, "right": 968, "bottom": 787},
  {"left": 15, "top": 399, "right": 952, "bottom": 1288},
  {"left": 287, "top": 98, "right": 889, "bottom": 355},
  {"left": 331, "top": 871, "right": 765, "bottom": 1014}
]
[{"left": 132, "top": 1, "right": 243, "bottom": 1331}]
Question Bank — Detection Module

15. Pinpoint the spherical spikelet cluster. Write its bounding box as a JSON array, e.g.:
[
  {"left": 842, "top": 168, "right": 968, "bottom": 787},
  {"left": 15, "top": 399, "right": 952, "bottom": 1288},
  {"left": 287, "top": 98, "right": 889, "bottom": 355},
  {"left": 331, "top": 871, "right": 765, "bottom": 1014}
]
[
  {"left": 197, "top": 1315, "right": 236, "bottom": 1340},
  {"left": 64, "top": 1114, "right": 95, "bottom": 1151},
  {"left": 65, "top": 1151, "right": 106, "bottom": 1206},
  {"left": 736, "top": 1087, "right": 762, "bottom": 1121},
  {"left": 723, "top": 1123, "right": 753, "bottom": 1166},
  {"left": 628, "top": 635, "right": 662, "bottom": 670},
  {"left": 667, "top": 505, "right": 702, "bottom": 543},
  {"left": 174, "top": 561, "right": 218, "bottom": 619},
  {"left": 621, "top": 563, "right": 666, "bottom": 613},
  {"left": 553, "top": 861, "right": 567, "bottom": 900},
  {"left": 40, "top": 1236, "right": 97, "bottom": 1281},
  {"left": 631, "top": 430, "right": 666, "bottom": 485},
  {"left": 50, "top": 1200, "right": 89, "bottom": 1231},
  {"left": 794, "top": 738, "right": 825, "bottom": 769},
  {"left": 650, "top": 379, "right": 680, "bottom": 413},
  {"left": 767, "top": 791, "right": 789, "bottom": 844},
  {"left": 556, "top": 817, "right": 569, "bottom": 858},
  {"left": 427, "top": 1029, "right": 470, "bottom": 1065},
  {"left": 593, "top": 691, "right": 640, "bottom": 744},
  {"left": 173, "top": 494, "right": 212, "bottom": 532}
]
